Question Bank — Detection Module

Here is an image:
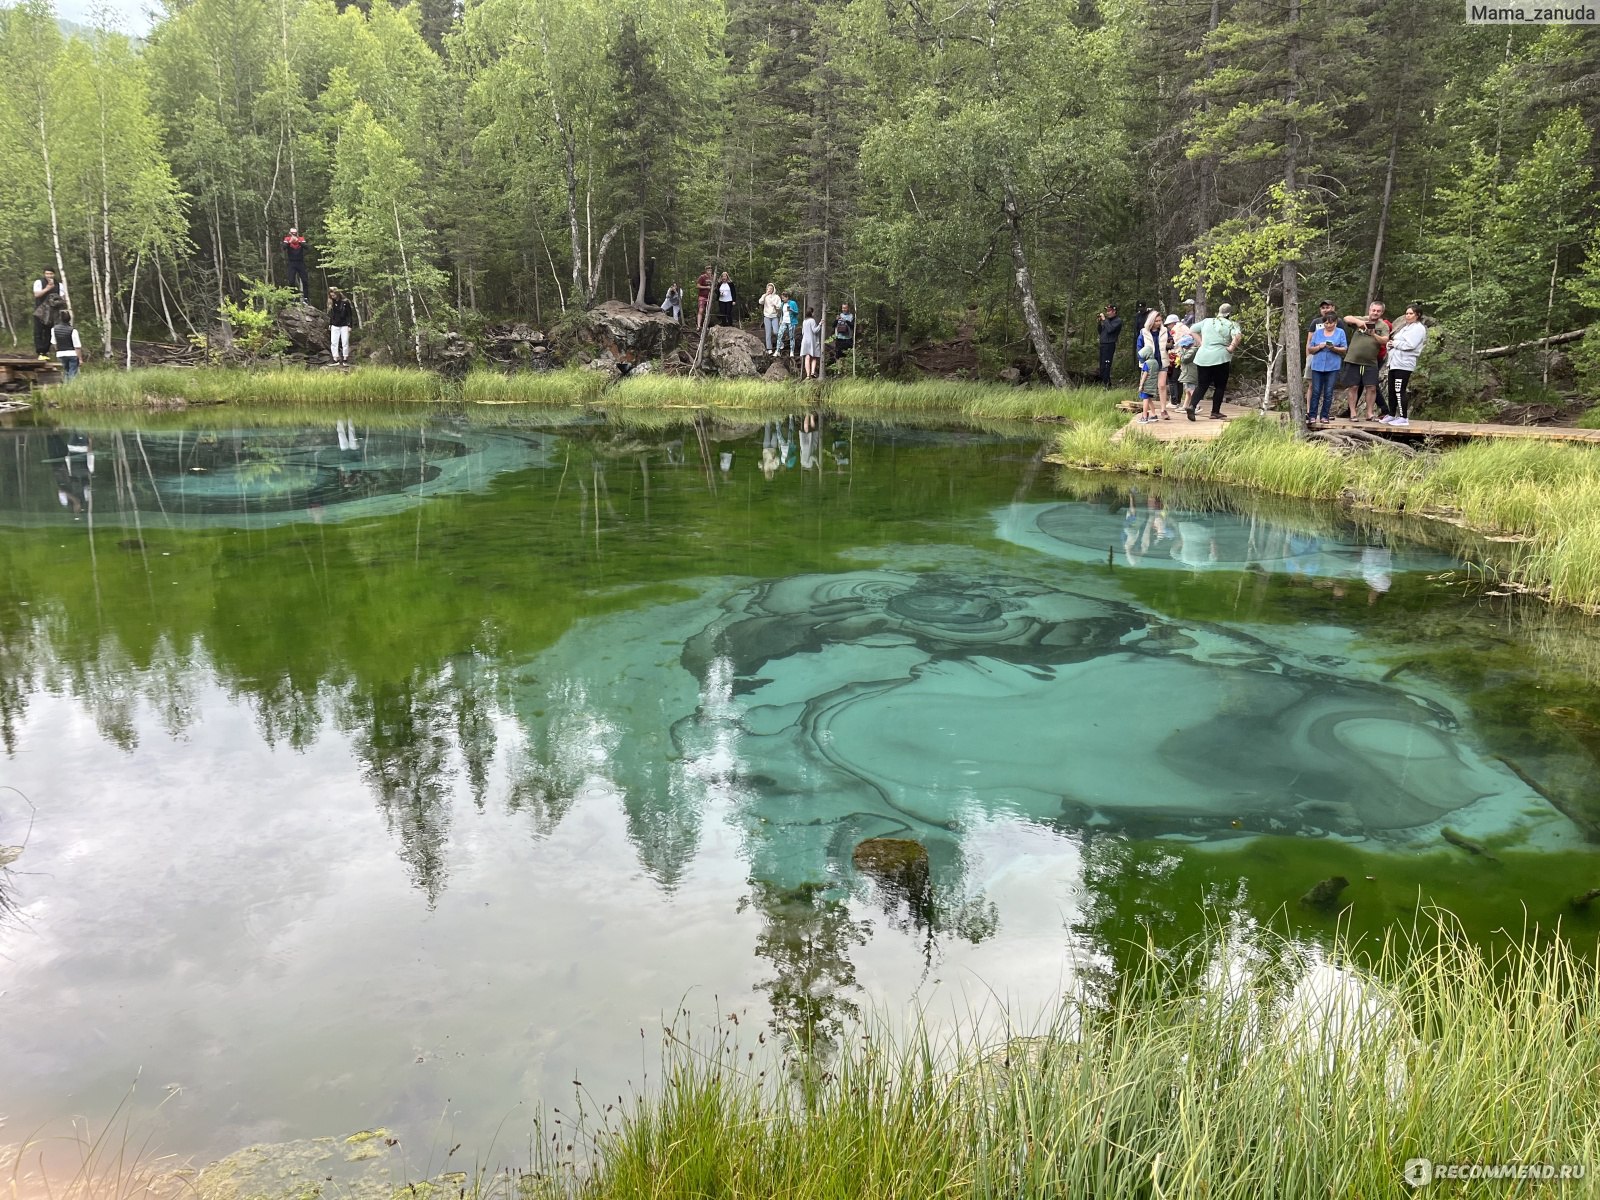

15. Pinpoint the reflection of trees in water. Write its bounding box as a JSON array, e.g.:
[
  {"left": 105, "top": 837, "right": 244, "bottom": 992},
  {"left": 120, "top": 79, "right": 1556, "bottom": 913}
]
[
  {"left": 343, "top": 674, "right": 456, "bottom": 905},
  {"left": 509, "top": 676, "right": 702, "bottom": 888},
  {"left": 741, "top": 879, "right": 871, "bottom": 1059}
]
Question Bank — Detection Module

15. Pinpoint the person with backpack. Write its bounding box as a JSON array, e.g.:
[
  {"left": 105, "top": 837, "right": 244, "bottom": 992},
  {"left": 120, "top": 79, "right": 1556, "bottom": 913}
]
[
  {"left": 51, "top": 308, "right": 82, "bottom": 378},
  {"left": 831, "top": 303, "right": 855, "bottom": 363},
  {"left": 31, "top": 268, "right": 64, "bottom": 358},
  {"left": 777, "top": 292, "right": 799, "bottom": 357},
  {"left": 1185, "top": 303, "right": 1242, "bottom": 421},
  {"left": 327, "top": 287, "right": 356, "bottom": 365}
]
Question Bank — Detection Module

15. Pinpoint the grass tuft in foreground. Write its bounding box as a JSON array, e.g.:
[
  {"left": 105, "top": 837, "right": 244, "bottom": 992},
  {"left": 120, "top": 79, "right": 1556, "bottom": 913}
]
[{"left": 503, "top": 917, "right": 1598, "bottom": 1200}]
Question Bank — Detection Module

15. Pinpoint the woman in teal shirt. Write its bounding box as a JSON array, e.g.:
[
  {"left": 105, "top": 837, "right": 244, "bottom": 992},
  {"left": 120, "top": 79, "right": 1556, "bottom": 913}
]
[{"left": 1185, "top": 303, "right": 1242, "bottom": 421}]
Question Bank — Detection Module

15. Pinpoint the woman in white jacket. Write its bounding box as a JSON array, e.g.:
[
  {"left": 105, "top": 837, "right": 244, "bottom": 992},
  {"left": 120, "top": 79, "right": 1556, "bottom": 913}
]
[{"left": 1382, "top": 303, "right": 1427, "bottom": 427}]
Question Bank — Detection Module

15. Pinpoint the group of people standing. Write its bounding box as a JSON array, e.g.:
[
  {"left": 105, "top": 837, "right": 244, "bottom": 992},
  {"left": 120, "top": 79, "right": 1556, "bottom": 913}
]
[
  {"left": 1099, "top": 300, "right": 1243, "bottom": 422},
  {"left": 661, "top": 268, "right": 856, "bottom": 381},
  {"left": 1099, "top": 295, "right": 1429, "bottom": 425},
  {"left": 1303, "top": 299, "right": 1428, "bottom": 426}
]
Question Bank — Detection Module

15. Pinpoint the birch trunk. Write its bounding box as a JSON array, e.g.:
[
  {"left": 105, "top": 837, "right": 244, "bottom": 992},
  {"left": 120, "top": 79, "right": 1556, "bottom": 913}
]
[
  {"left": 393, "top": 201, "right": 423, "bottom": 366},
  {"left": 1002, "top": 180, "right": 1068, "bottom": 388},
  {"left": 1280, "top": 0, "right": 1306, "bottom": 432},
  {"left": 125, "top": 248, "right": 143, "bottom": 369}
]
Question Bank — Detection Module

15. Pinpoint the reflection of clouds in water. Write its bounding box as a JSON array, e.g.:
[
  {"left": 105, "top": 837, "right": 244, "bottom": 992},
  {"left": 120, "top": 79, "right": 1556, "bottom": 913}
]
[{"left": 1, "top": 428, "right": 554, "bottom": 531}]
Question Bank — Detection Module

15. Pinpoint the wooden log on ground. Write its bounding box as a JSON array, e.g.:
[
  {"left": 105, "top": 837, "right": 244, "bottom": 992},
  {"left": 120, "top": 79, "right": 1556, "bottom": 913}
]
[{"left": 1475, "top": 328, "right": 1587, "bottom": 360}]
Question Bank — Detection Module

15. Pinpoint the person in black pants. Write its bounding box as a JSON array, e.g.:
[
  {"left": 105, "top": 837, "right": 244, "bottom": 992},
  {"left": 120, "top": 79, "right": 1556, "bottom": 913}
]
[
  {"left": 282, "top": 228, "right": 310, "bottom": 300},
  {"left": 32, "top": 268, "right": 62, "bottom": 357},
  {"left": 1096, "top": 305, "right": 1122, "bottom": 386}
]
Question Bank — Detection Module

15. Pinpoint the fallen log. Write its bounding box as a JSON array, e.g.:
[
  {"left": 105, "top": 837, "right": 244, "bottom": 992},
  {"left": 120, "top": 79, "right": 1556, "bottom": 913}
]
[{"left": 1474, "top": 328, "right": 1587, "bottom": 359}]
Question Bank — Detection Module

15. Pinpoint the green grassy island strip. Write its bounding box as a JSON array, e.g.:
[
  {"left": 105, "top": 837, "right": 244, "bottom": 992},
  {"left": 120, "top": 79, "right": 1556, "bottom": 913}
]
[{"left": 40, "top": 367, "right": 1600, "bottom": 612}]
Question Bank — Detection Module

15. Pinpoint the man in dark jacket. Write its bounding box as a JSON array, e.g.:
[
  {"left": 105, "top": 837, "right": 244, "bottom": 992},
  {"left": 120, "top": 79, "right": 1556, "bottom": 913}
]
[
  {"left": 1096, "top": 305, "right": 1123, "bottom": 386},
  {"left": 283, "top": 228, "right": 310, "bottom": 299}
]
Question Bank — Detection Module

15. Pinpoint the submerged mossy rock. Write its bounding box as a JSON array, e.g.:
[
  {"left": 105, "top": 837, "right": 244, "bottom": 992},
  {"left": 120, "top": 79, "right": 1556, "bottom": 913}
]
[{"left": 852, "top": 837, "right": 931, "bottom": 895}]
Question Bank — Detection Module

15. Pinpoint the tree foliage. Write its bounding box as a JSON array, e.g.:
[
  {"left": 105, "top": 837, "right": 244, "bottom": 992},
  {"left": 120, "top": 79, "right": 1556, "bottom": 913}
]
[{"left": 0, "top": 0, "right": 1592, "bottom": 396}]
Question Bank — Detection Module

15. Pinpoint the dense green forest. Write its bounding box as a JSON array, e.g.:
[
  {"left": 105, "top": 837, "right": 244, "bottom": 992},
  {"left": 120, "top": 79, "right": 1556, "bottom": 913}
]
[{"left": 1, "top": 0, "right": 1596, "bottom": 393}]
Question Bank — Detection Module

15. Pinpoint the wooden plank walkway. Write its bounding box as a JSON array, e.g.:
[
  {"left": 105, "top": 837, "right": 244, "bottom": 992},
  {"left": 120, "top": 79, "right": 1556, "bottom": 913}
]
[
  {"left": 0, "top": 353, "right": 63, "bottom": 393},
  {"left": 1113, "top": 401, "right": 1600, "bottom": 444}
]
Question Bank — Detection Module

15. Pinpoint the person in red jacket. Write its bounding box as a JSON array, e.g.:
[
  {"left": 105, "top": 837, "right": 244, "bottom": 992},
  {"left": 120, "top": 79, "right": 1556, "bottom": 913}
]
[
  {"left": 283, "top": 228, "right": 310, "bottom": 300},
  {"left": 695, "top": 265, "right": 713, "bottom": 329}
]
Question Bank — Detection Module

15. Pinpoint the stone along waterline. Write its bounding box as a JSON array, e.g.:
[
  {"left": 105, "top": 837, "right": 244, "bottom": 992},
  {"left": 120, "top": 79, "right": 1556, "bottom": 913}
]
[{"left": 0, "top": 414, "right": 1597, "bottom": 1172}]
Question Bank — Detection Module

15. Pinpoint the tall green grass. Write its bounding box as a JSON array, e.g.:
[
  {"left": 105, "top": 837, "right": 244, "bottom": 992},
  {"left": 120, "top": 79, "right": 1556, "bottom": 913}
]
[
  {"left": 460, "top": 368, "right": 609, "bottom": 406},
  {"left": 1059, "top": 414, "right": 1600, "bottom": 609},
  {"left": 48, "top": 365, "right": 437, "bottom": 408},
  {"left": 505, "top": 917, "right": 1599, "bottom": 1200}
]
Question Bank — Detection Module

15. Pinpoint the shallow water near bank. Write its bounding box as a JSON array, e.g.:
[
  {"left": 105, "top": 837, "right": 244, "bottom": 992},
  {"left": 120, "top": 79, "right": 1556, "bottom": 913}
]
[{"left": 3, "top": 409, "right": 1600, "bottom": 1177}]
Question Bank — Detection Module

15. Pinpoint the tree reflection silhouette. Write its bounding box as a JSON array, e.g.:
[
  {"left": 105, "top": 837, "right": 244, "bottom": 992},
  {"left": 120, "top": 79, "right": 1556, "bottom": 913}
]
[
  {"left": 345, "top": 675, "right": 455, "bottom": 905},
  {"left": 741, "top": 879, "right": 870, "bottom": 1060}
]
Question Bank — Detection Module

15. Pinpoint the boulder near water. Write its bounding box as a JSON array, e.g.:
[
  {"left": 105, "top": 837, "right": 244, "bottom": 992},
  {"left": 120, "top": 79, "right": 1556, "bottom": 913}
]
[
  {"left": 587, "top": 300, "right": 683, "bottom": 361},
  {"left": 275, "top": 301, "right": 329, "bottom": 355},
  {"left": 706, "top": 324, "right": 767, "bottom": 378}
]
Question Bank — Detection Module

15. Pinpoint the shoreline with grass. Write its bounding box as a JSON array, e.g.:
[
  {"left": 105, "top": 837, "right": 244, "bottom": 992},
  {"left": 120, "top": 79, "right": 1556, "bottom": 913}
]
[
  {"left": 33, "top": 365, "right": 1600, "bottom": 610},
  {"left": 15, "top": 917, "right": 1595, "bottom": 1199}
]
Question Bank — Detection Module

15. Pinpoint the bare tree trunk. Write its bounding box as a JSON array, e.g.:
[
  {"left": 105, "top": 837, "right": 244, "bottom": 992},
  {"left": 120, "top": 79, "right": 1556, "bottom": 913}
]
[
  {"left": 124, "top": 248, "right": 143, "bottom": 369},
  {"left": 1280, "top": 0, "right": 1306, "bottom": 432},
  {"left": 1543, "top": 251, "right": 1560, "bottom": 386},
  {"left": 1002, "top": 180, "right": 1068, "bottom": 388},
  {"left": 1193, "top": 0, "right": 1221, "bottom": 319},
  {"left": 37, "top": 103, "right": 71, "bottom": 315},
  {"left": 635, "top": 224, "right": 647, "bottom": 306},
  {"left": 393, "top": 202, "right": 423, "bottom": 366},
  {"left": 587, "top": 225, "right": 621, "bottom": 301},
  {"left": 1366, "top": 122, "right": 1400, "bottom": 308},
  {"left": 153, "top": 249, "right": 184, "bottom": 341}
]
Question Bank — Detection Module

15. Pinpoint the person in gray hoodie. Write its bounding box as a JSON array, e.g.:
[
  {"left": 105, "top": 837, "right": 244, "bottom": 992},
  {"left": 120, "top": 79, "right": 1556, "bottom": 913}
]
[{"left": 1381, "top": 303, "right": 1428, "bottom": 426}]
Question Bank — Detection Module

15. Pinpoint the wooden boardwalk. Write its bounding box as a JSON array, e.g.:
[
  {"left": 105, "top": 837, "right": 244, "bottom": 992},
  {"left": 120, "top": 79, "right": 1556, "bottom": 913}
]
[
  {"left": 1113, "top": 401, "right": 1600, "bottom": 444},
  {"left": 0, "top": 353, "right": 62, "bottom": 393}
]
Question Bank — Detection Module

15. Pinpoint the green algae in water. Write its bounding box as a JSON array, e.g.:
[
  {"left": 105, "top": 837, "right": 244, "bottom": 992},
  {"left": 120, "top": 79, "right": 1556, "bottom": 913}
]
[{"left": 4, "top": 414, "right": 1600, "bottom": 1172}]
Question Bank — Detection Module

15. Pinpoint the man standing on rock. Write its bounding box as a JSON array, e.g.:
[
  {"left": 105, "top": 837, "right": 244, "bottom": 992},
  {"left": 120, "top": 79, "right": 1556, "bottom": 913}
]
[
  {"left": 283, "top": 228, "right": 310, "bottom": 300},
  {"left": 696, "top": 265, "right": 713, "bottom": 329},
  {"left": 1096, "top": 304, "right": 1122, "bottom": 387}
]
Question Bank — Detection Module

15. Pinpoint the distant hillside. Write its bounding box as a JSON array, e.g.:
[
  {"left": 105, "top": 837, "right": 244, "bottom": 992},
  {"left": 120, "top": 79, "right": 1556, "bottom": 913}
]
[{"left": 56, "top": 13, "right": 148, "bottom": 42}]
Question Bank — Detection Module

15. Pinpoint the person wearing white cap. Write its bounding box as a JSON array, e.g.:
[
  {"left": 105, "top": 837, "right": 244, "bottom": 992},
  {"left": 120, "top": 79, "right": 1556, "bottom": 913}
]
[
  {"left": 1159, "top": 313, "right": 1181, "bottom": 409},
  {"left": 1186, "top": 303, "right": 1241, "bottom": 421}
]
